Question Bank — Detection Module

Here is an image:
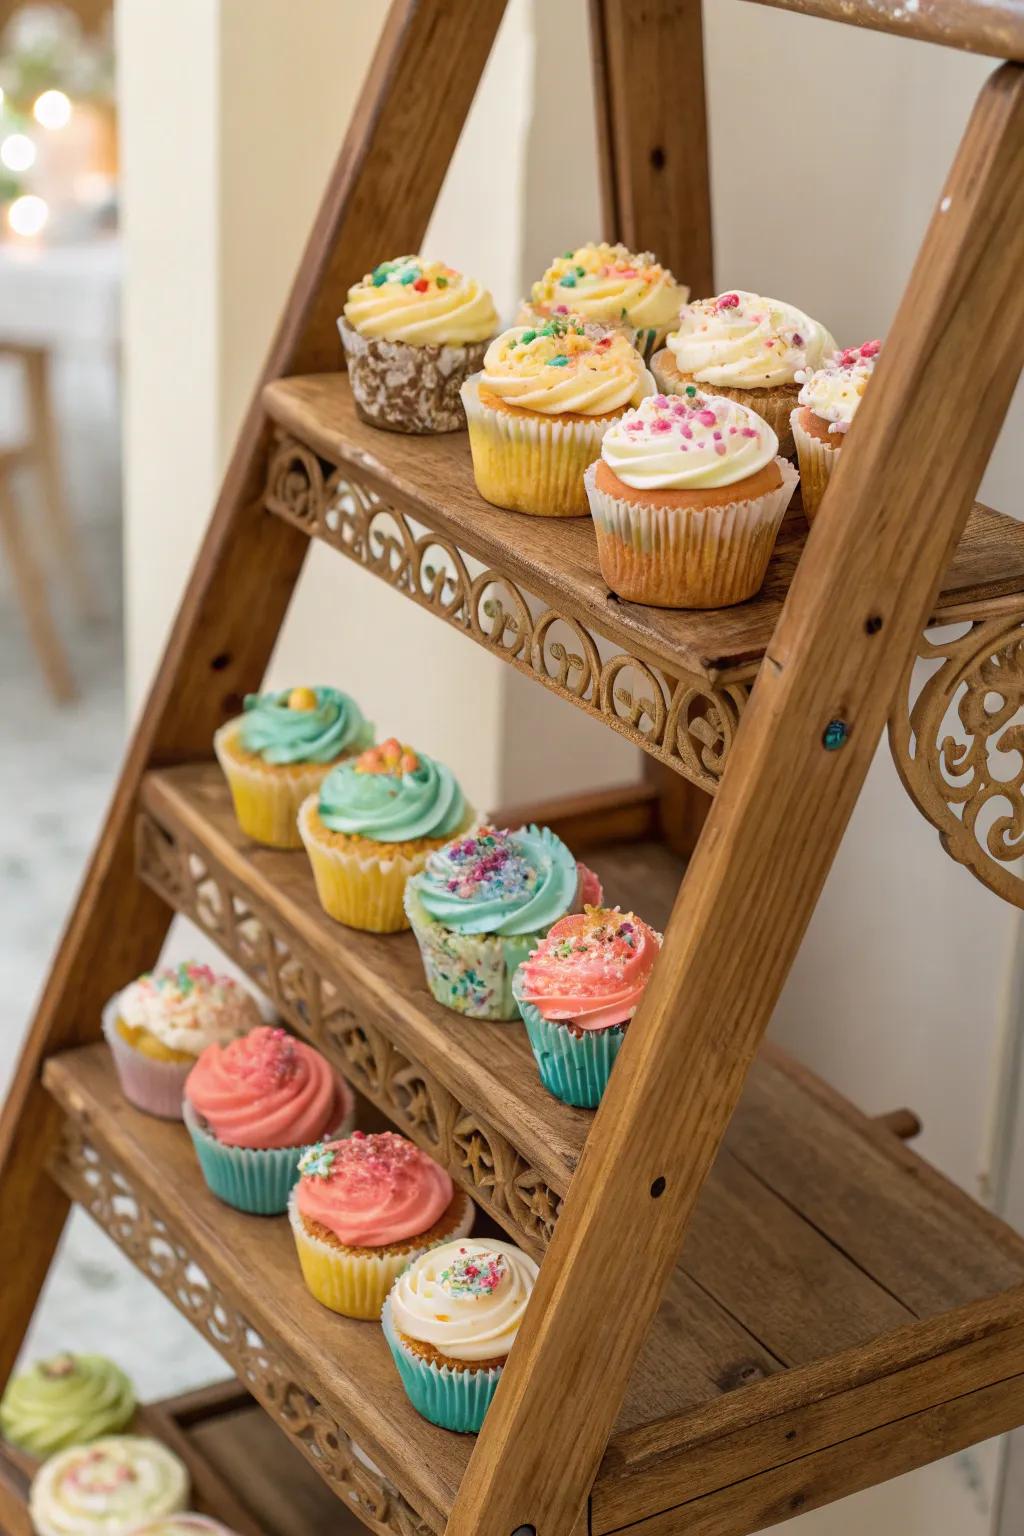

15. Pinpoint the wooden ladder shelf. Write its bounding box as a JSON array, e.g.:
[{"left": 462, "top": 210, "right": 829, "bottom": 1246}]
[{"left": 4, "top": 3, "right": 1024, "bottom": 1534}]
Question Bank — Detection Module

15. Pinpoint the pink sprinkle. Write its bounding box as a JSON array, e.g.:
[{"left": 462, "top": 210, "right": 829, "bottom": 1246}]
[
  {"left": 697, "top": 409, "right": 716, "bottom": 427},
  {"left": 651, "top": 418, "right": 672, "bottom": 432},
  {"left": 555, "top": 304, "right": 569, "bottom": 314},
  {"left": 680, "top": 424, "right": 693, "bottom": 439},
  {"left": 653, "top": 394, "right": 669, "bottom": 408},
  {"left": 792, "top": 332, "right": 804, "bottom": 348},
  {"left": 717, "top": 292, "right": 740, "bottom": 310},
  {"left": 861, "top": 338, "right": 882, "bottom": 358},
  {"left": 741, "top": 426, "right": 758, "bottom": 438},
  {"left": 715, "top": 443, "right": 727, "bottom": 455},
  {"left": 712, "top": 430, "right": 722, "bottom": 441}
]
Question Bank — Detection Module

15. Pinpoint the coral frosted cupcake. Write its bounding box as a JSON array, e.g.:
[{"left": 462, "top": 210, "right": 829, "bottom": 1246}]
[
  {"left": 521, "top": 241, "right": 689, "bottom": 360},
  {"left": 513, "top": 908, "right": 662, "bottom": 1107},
  {"left": 382, "top": 1239, "right": 538, "bottom": 1433},
  {"left": 298, "top": 738, "right": 473, "bottom": 933},
  {"left": 461, "top": 316, "right": 654, "bottom": 517},
  {"left": 288, "top": 1131, "right": 474, "bottom": 1319},
  {"left": 214, "top": 685, "right": 373, "bottom": 850},
  {"left": 183, "top": 1025, "right": 355, "bottom": 1214},
  {"left": 404, "top": 825, "right": 603, "bottom": 1021},
  {"left": 0, "top": 1354, "right": 135, "bottom": 1458},
  {"left": 652, "top": 291, "right": 835, "bottom": 456},
  {"left": 586, "top": 390, "right": 798, "bottom": 608},
  {"left": 339, "top": 257, "right": 498, "bottom": 433},
  {"left": 103, "top": 964, "right": 261, "bottom": 1121},
  {"left": 792, "top": 340, "right": 881, "bottom": 522},
  {"left": 29, "top": 1437, "right": 189, "bottom": 1536}
]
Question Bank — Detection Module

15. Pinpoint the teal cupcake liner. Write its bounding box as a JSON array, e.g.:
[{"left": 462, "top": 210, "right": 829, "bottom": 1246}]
[
  {"left": 515, "top": 998, "right": 626, "bottom": 1109},
  {"left": 404, "top": 886, "right": 541, "bottom": 1021},
  {"left": 381, "top": 1299, "right": 501, "bottom": 1434},
  {"left": 183, "top": 1100, "right": 354, "bottom": 1216}
]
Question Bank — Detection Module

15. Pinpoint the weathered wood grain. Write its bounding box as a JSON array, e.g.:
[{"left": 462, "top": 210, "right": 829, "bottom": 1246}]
[{"left": 742, "top": 0, "right": 1024, "bottom": 60}]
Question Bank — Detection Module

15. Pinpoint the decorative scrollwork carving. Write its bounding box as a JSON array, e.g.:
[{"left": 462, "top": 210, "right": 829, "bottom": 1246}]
[
  {"left": 136, "top": 808, "right": 560, "bottom": 1256},
  {"left": 265, "top": 432, "right": 748, "bottom": 794},
  {"left": 50, "top": 1127, "right": 435, "bottom": 1536},
  {"left": 889, "top": 606, "right": 1024, "bottom": 908}
]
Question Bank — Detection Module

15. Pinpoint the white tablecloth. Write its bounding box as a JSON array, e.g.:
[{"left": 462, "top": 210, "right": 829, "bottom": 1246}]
[{"left": 0, "top": 237, "right": 121, "bottom": 349}]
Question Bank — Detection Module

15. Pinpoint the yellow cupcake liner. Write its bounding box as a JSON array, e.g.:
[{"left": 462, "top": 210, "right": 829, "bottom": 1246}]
[
  {"left": 461, "top": 375, "right": 623, "bottom": 518},
  {"left": 287, "top": 1191, "right": 474, "bottom": 1319},
  {"left": 297, "top": 796, "right": 477, "bottom": 933},
  {"left": 214, "top": 721, "right": 336, "bottom": 850},
  {"left": 649, "top": 353, "right": 800, "bottom": 458},
  {"left": 790, "top": 409, "right": 841, "bottom": 524}
]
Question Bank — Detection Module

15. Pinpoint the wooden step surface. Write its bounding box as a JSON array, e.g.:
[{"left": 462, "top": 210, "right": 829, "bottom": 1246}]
[{"left": 261, "top": 374, "right": 1024, "bottom": 685}]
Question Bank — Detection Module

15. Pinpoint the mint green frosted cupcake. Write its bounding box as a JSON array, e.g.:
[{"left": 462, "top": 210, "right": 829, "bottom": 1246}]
[
  {"left": 403, "top": 825, "right": 603, "bottom": 1020},
  {"left": 1, "top": 1355, "right": 135, "bottom": 1458},
  {"left": 382, "top": 1238, "right": 538, "bottom": 1433}
]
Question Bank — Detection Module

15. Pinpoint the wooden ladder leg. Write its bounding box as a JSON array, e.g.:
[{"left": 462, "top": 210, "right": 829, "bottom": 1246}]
[
  {"left": 0, "top": 463, "right": 76, "bottom": 703},
  {"left": 447, "top": 61, "right": 1024, "bottom": 1536},
  {"left": 0, "top": 0, "right": 508, "bottom": 1385}
]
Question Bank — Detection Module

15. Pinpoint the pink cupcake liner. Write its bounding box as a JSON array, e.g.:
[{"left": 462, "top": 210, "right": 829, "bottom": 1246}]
[{"left": 102, "top": 999, "right": 193, "bottom": 1120}]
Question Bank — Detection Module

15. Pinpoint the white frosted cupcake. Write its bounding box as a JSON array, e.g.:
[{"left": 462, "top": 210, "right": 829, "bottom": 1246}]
[
  {"left": 339, "top": 257, "right": 498, "bottom": 433},
  {"left": 520, "top": 241, "right": 689, "bottom": 360},
  {"left": 29, "top": 1437, "right": 189, "bottom": 1536},
  {"left": 651, "top": 291, "right": 835, "bottom": 456},
  {"left": 791, "top": 340, "right": 881, "bottom": 522},
  {"left": 585, "top": 390, "right": 798, "bottom": 608}
]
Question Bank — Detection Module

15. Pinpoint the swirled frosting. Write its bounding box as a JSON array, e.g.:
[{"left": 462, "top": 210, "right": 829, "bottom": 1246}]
[
  {"left": 29, "top": 1437, "right": 189, "bottom": 1536},
  {"left": 295, "top": 1131, "right": 454, "bottom": 1247},
  {"left": 344, "top": 257, "right": 498, "bottom": 345},
  {"left": 117, "top": 965, "right": 261, "bottom": 1055},
  {"left": 0, "top": 1355, "right": 135, "bottom": 1457},
  {"left": 667, "top": 291, "right": 835, "bottom": 388},
  {"left": 390, "top": 1239, "right": 538, "bottom": 1363},
  {"left": 480, "top": 318, "right": 654, "bottom": 416},
  {"left": 601, "top": 390, "right": 778, "bottom": 491},
  {"left": 237, "top": 686, "right": 372, "bottom": 765},
  {"left": 185, "top": 1026, "right": 353, "bottom": 1149},
  {"left": 796, "top": 339, "right": 881, "bottom": 434},
  {"left": 528, "top": 243, "right": 688, "bottom": 331},
  {"left": 516, "top": 908, "right": 662, "bottom": 1032},
  {"left": 126, "top": 1520, "right": 237, "bottom": 1536},
  {"left": 317, "top": 739, "right": 466, "bottom": 843},
  {"left": 408, "top": 825, "right": 601, "bottom": 937}
]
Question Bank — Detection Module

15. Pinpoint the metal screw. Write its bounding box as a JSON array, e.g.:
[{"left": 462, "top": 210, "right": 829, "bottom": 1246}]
[{"left": 823, "top": 719, "right": 849, "bottom": 751}]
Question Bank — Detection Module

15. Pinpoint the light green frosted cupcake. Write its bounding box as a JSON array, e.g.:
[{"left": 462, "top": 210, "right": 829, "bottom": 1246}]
[{"left": 1, "top": 1354, "right": 135, "bottom": 1458}]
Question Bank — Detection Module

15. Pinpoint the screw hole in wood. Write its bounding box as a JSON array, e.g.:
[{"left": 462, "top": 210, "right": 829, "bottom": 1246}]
[
  {"left": 864, "top": 615, "right": 883, "bottom": 635},
  {"left": 210, "top": 652, "right": 232, "bottom": 671},
  {"left": 511, "top": 1527, "right": 537, "bottom": 1535},
  {"left": 650, "top": 1176, "right": 666, "bottom": 1198},
  {"left": 650, "top": 144, "right": 666, "bottom": 170}
]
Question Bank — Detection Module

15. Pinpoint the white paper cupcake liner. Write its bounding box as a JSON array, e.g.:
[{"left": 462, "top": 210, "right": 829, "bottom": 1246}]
[{"left": 790, "top": 408, "right": 841, "bottom": 524}]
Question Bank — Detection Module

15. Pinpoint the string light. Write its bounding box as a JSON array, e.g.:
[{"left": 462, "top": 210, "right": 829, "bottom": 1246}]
[
  {"left": 33, "top": 89, "right": 72, "bottom": 131},
  {"left": 1, "top": 133, "right": 37, "bottom": 173},
  {"left": 7, "top": 195, "right": 48, "bottom": 238}
]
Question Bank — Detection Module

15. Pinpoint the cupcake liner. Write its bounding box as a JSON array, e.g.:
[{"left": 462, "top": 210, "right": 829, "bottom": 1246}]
[
  {"left": 790, "top": 408, "right": 840, "bottom": 524},
  {"left": 403, "top": 884, "right": 543, "bottom": 1021},
  {"left": 338, "top": 317, "right": 489, "bottom": 434},
  {"left": 214, "top": 721, "right": 338, "bottom": 850},
  {"left": 297, "top": 796, "right": 476, "bottom": 933},
  {"left": 102, "top": 1001, "right": 193, "bottom": 1120},
  {"left": 381, "top": 1298, "right": 502, "bottom": 1434},
  {"left": 183, "top": 1099, "right": 356, "bottom": 1216},
  {"left": 288, "top": 1190, "right": 474, "bottom": 1320},
  {"left": 586, "top": 458, "right": 798, "bottom": 610},
  {"left": 461, "top": 374, "right": 621, "bottom": 518},
  {"left": 516, "top": 997, "right": 626, "bottom": 1109},
  {"left": 649, "top": 353, "right": 800, "bottom": 457}
]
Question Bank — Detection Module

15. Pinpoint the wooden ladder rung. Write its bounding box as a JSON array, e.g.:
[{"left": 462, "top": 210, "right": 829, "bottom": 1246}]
[{"left": 740, "top": 0, "right": 1024, "bottom": 61}]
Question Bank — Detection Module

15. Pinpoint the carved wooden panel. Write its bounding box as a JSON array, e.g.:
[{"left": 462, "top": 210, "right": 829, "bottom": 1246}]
[
  {"left": 890, "top": 604, "right": 1024, "bottom": 908},
  {"left": 135, "top": 810, "right": 560, "bottom": 1256},
  {"left": 49, "top": 1125, "right": 435, "bottom": 1536},
  {"left": 264, "top": 433, "right": 749, "bottom": 796}
]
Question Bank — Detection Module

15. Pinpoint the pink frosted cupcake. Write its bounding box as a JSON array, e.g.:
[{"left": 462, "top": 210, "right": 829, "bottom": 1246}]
[
  {"left": 513, "top": 908, "right": 662, "bottom": 1107},
  {"left": 183, "top": 1026, "right": 356, "bottom": 1214},
  {"left": 102, "top": 964, "right": 261, "bottom": 1120}
]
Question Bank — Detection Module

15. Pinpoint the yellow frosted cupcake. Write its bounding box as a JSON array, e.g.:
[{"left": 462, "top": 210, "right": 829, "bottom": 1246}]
[
  {"left": 521, "top": 241, "right": 689, "bottom": 360},
  {"left": 791, "top": 340, "right": 881, "bottom": 522},
  {"left": 298, "top": 738, "right": 474, "bottom": 933},
  {"left": 214, "top": 686, "right": 373, "bottom": 850},
  {"left": 652, "top": 291, "right": 835, "bottom": 456},
  {"left": 461, "top": 317, "right": 654, "bottom": 517},
  {"left": 339, "top": 256, "right": 498, "bottom": 433}
]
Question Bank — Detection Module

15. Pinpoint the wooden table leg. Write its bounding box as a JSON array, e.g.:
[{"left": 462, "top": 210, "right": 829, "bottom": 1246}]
[{"left": 0, "top": 459, "right": 76, "bottom": 702}]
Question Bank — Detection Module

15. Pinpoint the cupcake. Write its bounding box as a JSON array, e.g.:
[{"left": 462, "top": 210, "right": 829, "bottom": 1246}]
[
  {"left": 214, "top": 685, "right": 373, "bottom": 850},
  {"left": 298, "top": 738, "right": 473, "bottom": 933},
  {"left": 339, "top": 257, "right": 498, "bottom": 434},
  {"left": 651, "top": 291, "right": 835, "bottom": 456},
  {"left": 585, "top": 390, "right": 799, "bottom": 608},
  {"left": 792, "top": 340, "right": 881, "bottom": 522},
  {"left": 513, "top": 907, "right": 662, "bottom": 1107},
  {"left": 29, "top": 1437, "right": 189, "bottom": 1536},
  {"left": 403, "top": 825, "right": 603, "bottom": 1021},
  {"left": 288, "top": 1131, "right": 474, "bottom": 1320},
  {"left": 125, "top": 1520, "right": 239, "bottom": 1535},
  {"left": 103, "top": 964, "right": 261, "bottom": 1121},
  {"left": 382, "top": 1239, "right": 538, "bottom": 1433},
  {"left": 461, "top": 316, "right": 654, "bottom": 517},
  {"left": 183, "top": 1025, "right": 356, "bottom": 1214},
  {"left": 521, "top": 241, "right": 689, "bottom": 360},
  {"left": 0, "top": 1354, "right": 135, "bottom": 1458}
]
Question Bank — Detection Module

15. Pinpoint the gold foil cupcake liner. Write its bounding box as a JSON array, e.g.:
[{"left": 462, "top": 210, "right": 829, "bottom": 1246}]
[
  {"left": 649, "top": 352, "right": 800, "bottom": 458},
  {"left": 585, "top": 458, "right": 799, "bottom": 609},
  {"left": 790, "top": 409, "right": 841, "bottom": 524},
  {"left": 214, "top": 721, "right": 336, "bottom": 850}
]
